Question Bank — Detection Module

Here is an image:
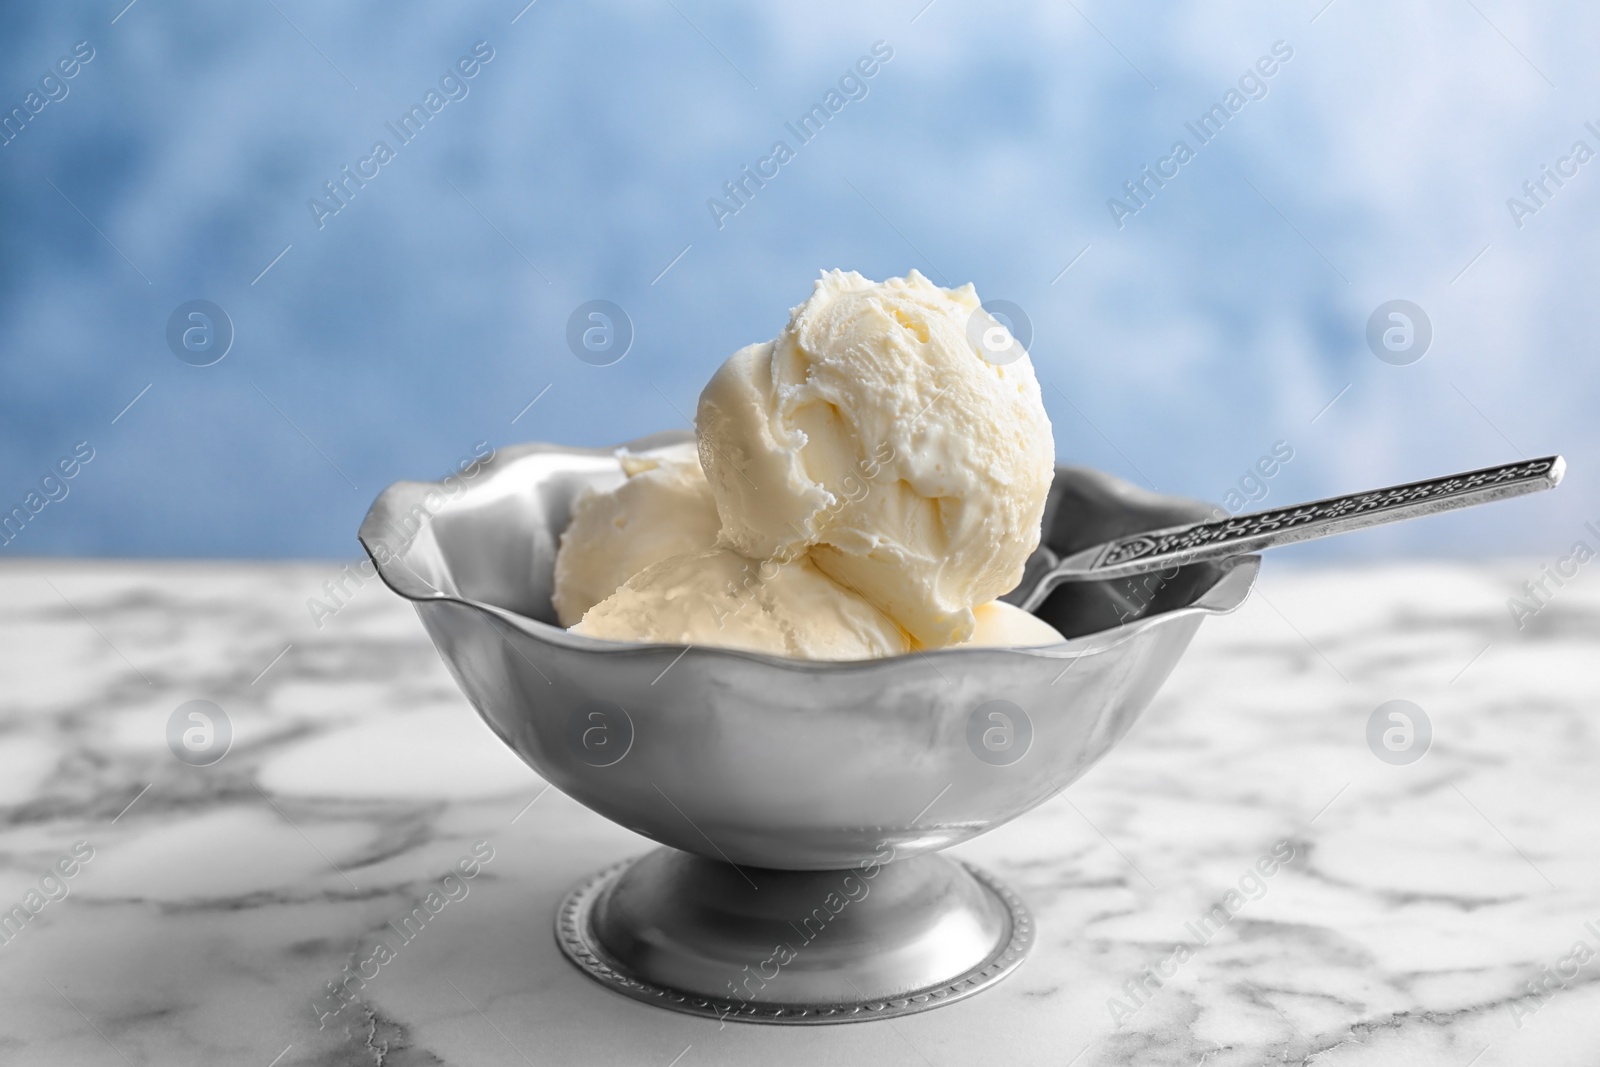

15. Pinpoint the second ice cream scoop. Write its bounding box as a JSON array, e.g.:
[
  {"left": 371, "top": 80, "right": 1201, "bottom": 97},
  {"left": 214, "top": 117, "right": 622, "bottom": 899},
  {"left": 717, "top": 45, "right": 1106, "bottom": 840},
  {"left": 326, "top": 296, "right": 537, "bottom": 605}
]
[
  {"left": 552, "top": 442, "right": 720, "bottom": 626},
  {"left": 571, "top": 546, "right": 909, "bottom": 660}
]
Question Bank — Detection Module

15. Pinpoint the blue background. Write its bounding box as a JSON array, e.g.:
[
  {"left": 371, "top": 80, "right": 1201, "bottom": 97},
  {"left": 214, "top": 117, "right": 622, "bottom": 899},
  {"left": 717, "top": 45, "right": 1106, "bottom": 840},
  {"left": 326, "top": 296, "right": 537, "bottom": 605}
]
[{"left": 1, "top": 0, "right": 1593, "bottom": 560}]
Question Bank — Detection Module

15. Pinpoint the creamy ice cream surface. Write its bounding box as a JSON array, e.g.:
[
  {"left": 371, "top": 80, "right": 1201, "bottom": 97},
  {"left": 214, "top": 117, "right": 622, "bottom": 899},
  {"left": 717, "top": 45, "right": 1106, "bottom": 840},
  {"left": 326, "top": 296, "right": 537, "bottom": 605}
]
[
  {"left": 956, "top": 600, "right": 1066, "bottom": 649},
  {"left": 571, "top": 547, "right": 909, "bottom": 660},
  {"left": 697, "top": 270, "right": 1055, "bottom": 646},
  {"left": 551, "top": 442, "right": 720, "bottom": 626},
  {"left": 563, "top": 270, "right": 1060, "bottom": 659}
]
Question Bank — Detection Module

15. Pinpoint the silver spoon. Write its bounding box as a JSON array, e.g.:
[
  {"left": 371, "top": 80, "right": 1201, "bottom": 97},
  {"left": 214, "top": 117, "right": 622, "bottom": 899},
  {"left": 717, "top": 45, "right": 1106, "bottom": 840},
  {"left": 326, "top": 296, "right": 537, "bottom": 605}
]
[{"left": 1017, "top": 454, "right": 1566, "bottom": 612}]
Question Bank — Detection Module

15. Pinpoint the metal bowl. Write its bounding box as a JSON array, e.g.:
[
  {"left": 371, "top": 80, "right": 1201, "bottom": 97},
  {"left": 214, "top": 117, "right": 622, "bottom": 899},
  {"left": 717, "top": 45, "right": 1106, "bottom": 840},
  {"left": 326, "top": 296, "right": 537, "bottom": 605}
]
[{"left": 358, "top": 431, "right": 1257, "bottom": 1022}]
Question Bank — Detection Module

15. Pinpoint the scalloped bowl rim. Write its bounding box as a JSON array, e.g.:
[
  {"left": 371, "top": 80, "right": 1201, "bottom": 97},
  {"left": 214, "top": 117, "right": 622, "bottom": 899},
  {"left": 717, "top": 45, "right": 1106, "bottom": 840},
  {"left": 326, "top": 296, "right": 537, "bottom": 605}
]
[{"left": 357, "top": 434, "right": 1259, "bottom": 672}]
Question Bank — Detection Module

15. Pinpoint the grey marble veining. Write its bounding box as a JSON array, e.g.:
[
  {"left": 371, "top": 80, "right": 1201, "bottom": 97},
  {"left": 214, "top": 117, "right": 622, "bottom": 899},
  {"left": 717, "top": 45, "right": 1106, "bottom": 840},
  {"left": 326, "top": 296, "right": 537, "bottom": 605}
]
[{"left": 1, "top": 558, "right": 1597, "bottom": 1066}]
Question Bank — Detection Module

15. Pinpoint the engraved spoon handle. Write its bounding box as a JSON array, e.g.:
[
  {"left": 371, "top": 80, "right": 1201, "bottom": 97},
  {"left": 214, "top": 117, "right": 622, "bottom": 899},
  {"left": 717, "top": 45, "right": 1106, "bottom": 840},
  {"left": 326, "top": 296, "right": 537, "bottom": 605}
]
[{"left": 1018, "top": 455, "right": 1566, "bottom": 611}]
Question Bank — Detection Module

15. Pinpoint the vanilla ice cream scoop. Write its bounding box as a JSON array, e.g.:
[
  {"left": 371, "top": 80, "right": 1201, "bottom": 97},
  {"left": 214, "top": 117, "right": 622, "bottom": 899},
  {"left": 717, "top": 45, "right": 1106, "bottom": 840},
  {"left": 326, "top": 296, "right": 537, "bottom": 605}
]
[
  {"left": 572, "top": 547, "right": 909, "bottom": 660},
  {"left": 697, "top": 270, "right": 1055, "bottom": 646},
  {"left": 551, "top": 443, "right": 721, "bottom": 626}
]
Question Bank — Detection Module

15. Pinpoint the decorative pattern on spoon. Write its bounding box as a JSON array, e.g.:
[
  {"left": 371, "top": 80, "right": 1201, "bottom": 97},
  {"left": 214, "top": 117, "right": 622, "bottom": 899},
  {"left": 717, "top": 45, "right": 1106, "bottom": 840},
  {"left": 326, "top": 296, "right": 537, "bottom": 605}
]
[{"left": 1021, "top": 455, "right": 1564, "bottom": 607}]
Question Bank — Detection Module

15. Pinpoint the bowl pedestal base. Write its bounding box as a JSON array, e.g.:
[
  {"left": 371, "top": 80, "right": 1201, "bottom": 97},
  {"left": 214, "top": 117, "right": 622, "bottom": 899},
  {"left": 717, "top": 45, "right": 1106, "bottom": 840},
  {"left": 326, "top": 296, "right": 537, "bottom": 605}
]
[{"left": 555, "top": 847, "right": 1032, "bottom": 1024}]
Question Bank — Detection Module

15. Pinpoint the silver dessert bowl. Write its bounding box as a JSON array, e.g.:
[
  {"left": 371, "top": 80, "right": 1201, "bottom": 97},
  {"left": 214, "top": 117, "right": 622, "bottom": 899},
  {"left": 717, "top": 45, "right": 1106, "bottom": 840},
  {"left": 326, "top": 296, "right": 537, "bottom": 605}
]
[{"left": 359, "top": 431, "right": 1258, "bottom": 1023}]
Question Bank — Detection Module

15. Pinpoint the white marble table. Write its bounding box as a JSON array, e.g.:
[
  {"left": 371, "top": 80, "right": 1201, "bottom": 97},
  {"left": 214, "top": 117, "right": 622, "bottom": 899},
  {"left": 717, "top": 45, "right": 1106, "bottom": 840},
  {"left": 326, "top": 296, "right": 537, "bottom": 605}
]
[{"left": 2, "top": 559, "right": 1596, "bottom": 1066}]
